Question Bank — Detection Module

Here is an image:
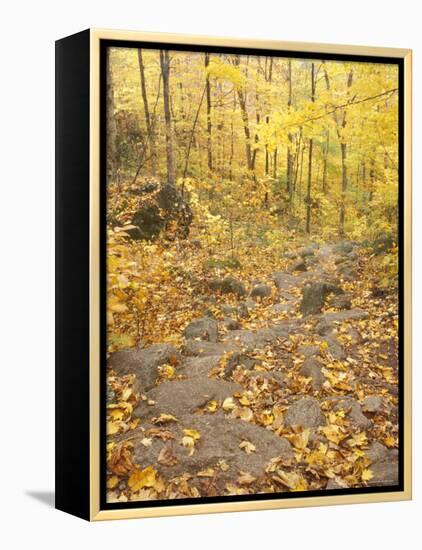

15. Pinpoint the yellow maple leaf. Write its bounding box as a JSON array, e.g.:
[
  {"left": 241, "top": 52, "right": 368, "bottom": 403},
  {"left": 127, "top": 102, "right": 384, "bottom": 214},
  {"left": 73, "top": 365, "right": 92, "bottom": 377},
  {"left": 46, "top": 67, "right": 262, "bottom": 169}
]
[
  {"left": 347, "top": 432, "right": 368, "bottom": 447},
  {"left": 222, "top": 397, "right": 235, "bottom": 412},
  {"left": 259, "top": 410, "right": 274, "bottom": 426},
  {"left": 106, "top": 475, "right": 119, "bottom": 489},
  {"left": 239, "top": 440, "right": 256, "bottom": 454},
  {"left": 183, "top": 428, "right": 201, "bottom": 441},
  {"left": 384, "top": 435, "right": 397, "bottom": 448},
  {"left": 152, "top": 413, "right": 178, "bottom": 424},
  {"left": 181, "top": 436, "right": 195, "bottom": 455},
  {"left": 128, "top": 467, "right": 157, "bottom": 491},
  {"left": 207, "top": 400, "right": 218, "bottom": 413},
  {"left": 320, "top": 424, "right": 347, "bottom": 445},
  {"left": 107, "top": 421, "right": 120, "bottom": 435},
  {"left": 361, "top": 469, "right": 374, "bottom": 482}
]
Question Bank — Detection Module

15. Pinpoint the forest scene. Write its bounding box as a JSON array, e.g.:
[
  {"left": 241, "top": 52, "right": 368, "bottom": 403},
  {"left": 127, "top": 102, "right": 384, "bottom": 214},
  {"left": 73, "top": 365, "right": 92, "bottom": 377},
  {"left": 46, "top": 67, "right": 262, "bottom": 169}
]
[{"left": 105, "top": 46, "right": 400, "bottom": 503}]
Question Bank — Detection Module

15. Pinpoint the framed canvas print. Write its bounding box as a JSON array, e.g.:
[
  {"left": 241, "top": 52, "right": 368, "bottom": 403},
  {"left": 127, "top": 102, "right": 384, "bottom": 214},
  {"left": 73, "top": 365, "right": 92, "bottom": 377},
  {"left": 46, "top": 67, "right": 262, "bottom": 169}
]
[{"left": 55, "top": 29, "right": 412, "bottom": 521}]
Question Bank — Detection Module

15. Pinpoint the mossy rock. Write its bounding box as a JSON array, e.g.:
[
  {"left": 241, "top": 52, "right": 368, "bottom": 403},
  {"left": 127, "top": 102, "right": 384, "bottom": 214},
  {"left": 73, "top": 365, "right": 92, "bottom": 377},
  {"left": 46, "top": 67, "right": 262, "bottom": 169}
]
[{"left": 204, "top": 257, "right": 242, "bottom": 270}]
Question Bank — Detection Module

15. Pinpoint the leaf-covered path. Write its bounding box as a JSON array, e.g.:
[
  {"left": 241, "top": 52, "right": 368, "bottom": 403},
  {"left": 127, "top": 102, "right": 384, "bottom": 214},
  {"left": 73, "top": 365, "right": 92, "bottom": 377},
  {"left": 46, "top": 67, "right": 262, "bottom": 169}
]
[{"left": 106, "top": 241, "right": 399, "bottom": 501}]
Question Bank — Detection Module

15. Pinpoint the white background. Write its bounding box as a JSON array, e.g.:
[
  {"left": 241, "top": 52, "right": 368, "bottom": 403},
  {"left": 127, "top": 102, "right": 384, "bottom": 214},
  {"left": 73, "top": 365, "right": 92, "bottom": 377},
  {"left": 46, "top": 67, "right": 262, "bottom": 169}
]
[{"left": 0, "top": 0, "right": 419, "bottom": 548}]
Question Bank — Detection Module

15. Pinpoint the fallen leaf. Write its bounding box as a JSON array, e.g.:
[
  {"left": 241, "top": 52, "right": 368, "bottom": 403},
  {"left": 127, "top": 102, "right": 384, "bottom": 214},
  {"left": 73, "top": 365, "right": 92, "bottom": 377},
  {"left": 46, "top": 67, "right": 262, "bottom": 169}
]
[
  {"left": 152, "top": 413, "right": 179, "bottom": 424},
  {"left": 158, "top": 446, "right": 178, "bottom": 466},
  {"left": 128, "top": 466, "right": 157, "bottom": 491},
  {"left": 239, "top": 440, "right": 256, "bottom": 454},
  {"left": 361, "top": 469, "right": 374, "bottom": 482}
]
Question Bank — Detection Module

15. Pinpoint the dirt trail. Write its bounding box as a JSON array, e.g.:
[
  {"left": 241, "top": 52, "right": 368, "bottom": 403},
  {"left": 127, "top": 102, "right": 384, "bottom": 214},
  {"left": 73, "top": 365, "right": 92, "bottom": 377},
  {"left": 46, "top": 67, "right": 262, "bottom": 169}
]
[{"left": 107, "top": 241, "right": 399, "bottom": 501}]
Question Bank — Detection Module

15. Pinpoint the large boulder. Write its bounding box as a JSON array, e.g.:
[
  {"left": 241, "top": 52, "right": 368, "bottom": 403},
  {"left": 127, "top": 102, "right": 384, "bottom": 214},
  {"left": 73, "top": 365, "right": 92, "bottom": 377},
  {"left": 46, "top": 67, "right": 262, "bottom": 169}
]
[
  {"left": 250, "top": 283, "right": 272, "bottom": 299},
  {"left": 337, "top": 262, "right": 357, "bottom": 280},
  {"left": 333, "top": 398, "right": 371, "bottom": 429},
  {"left": 107, "top": 343, "right": 181, "bottom": 392},
  {"left": 299, "top": 357, "right": 325, "bottom": 390},
  {"left": 289, "top": 259, "right": 307, "bottom": 273},
  {"left": 300, "top": 246, "right": 316, "bottom": 258},
  {"left": 128, "top": 182, "right": 192, "bottom": 240},
  {"left": 134, "top": 377, "right": 242, "bottom": 420},
  {"left": 284, "top": 397, "right": 326, "bottom": 428},
  {"left": 365, "top": 441, "right": 389, "bottom": 463},
  {"left": 317, "top": 309, "right": 368, "bottom": 323},
  {"left": 300, "top": 282, "right": 343, "bottom": 316},
  {"left": 367, "top": 456, "right": 399, "bottom": 487},
  {"left": 272, "top": 272, "right": 298, "bottom": 291},
  {"left": 183, "top": 340, "right": 238, "bottom": 357},
  {"left": 209, "top": 277, "right": 247, "bottom": 297},
  {"left": 125, "top": 414, "right": 293, "bottom": 490},
  {"left": 371, "top": 235, "right": 395, "bottom": 255},
  {"left": 183, "top": 317, "right": 218, "bottom": 342},
  {"left": 222, "top": 318, "right": 241, "bottom": 331},
  {"left": 362, "top": 395, "right": 384, "bottom": 413},
  {"left": 331, "top": 294, "right": 352, "bottom": 310},
  {"left": 225, "top": 328, "right": 277, "bottom": 351},
  {"left": 334, "top": 241, "right": 354, "bottom": 255},
  {"left": 224, "top": 352, "right": 261, "bottom": 378},
  {"left": 323, "top": 334, "right": 346, "bottom": 360},
  {"left": 179, "top": 356, "right": 222, "bottom": 379}
]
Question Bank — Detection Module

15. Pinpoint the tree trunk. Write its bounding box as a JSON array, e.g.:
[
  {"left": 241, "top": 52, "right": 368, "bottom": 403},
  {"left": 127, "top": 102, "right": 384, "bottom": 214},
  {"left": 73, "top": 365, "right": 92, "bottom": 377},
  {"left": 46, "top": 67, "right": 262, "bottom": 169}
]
[
  {"left": 369, "top": 158, "right": 375, "bottom": 202},
  {"left": 322, "top": 130, "right": 329, "bottom": 194},
  {"left": 306, "top": 63, "right": 315, "bottom": 234},
  {"left": 306, "top": 139, "right": 313, "bottom": 234},
  {"left": 286, "top": 60, "right": 293, "bottom": 205},
  {"left": 138, "top": 49, "right": 156, "bottom": 172},
  {"left": 233, "top": 55, "right": 253, "bottom": 172},
  {"left": 339, "top": 142, "right": 348, "bottom": 233},
  {"left": 159, "top": 50, "right": 175, "bottom": 185},
  {"left": 204, "top": 53, "right": 213, "bottom": 172},
  {"left": 338, "top": 69, "right": 353, "bottom": 235},
  {"left": 106, "top": 49, "right": 117, "bottom": 183},
  {"left": 264, "top": 58, "right": 273, "bottom": 176}
]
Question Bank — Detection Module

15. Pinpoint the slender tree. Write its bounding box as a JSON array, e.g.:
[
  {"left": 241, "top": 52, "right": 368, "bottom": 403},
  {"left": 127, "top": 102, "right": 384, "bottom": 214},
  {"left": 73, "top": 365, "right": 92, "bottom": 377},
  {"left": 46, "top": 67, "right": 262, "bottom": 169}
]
[
  {"left": 306, "top": 62, "right": 315, "bottom": 234},
  {"left": 338, "top": 70, "right": 354, "bottom": 235},
  {"left": 204, "top": 53, "right": 213, "bottom": 173},
  {"left": 159, "top": 50, "right": 175, "bottom": 185},
  {"left": 138, "top": 49, "right": 157, "bottom": 173},
  {"left": 106, "top": 49, "right": 118, "bottom": 183},
  {"left": 286, "top": 60, "right": 294, "bottom": 206},
  {"left": 233, "top": 55, "right": 253, "bottom": 172}
]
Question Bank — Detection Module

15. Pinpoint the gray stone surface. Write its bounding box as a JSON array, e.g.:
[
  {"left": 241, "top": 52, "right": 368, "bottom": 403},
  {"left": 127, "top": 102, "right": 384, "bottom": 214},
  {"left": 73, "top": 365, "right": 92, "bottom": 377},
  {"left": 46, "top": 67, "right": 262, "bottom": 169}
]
[
  {"left": 108, "top": 343, "right": 181, "bottom": 391},
  {"left": 127, "top": 414, "right": 293, "bottom": 489},
  {"left": 135, "top": 377, "right": 242, "bottom": 420},
  {"left": 331, "top": 294, "right": 352, "bottom": 310},
  {"left": 250, "top": 283, "right": 272, "bottom": 299},
  {"left": 272, "top": 272, "right": 299, "bottom": 291},
  {"left": 209, "top": 277, "right": 246, "bottom": 297},
  {"left": 323, "top": 334, "right": 346, "bottom": 360},
  {"left": 183, "top": 340, "right": 238, "bottom": 357},
  {"left": 365, "top": 441, "right": 389, "bottom": 463},
  {"left": 284, "top": 397, "right": 326, "bottom": 428},
  {"left": 222, "top": 318, "right": 241, "bottom": 331},
  {"left": 183, "top": 317, "right": 218, "bottom": 342},
  {"left": 362, "top": 395, "right": 384, "bottom": 413},
  {"left": 290, "top": 259, "right": 307, "bottom": 273},
  {"left": 179, "top": 355, "right": 222, "bottom": 379},
  {"left": 334, "top": 398, "right": 372, "bottom": 429},
  {"left": 367, "top": 457, "right": 399, "bottom": 487},
  {"left": 300, "top": 282, "right": 343, "bottom": 316},
  {"left": 318, "top": 309, "right": 369, "bottom": 323},
  {"left": 225, "top": 328, "right": 277, "bottom": 350},
  {"left": 224, "top": 352, "right": 260, "bottom": 377},
  {"left": 300, "top": 357, "right": 325, "bottom": 390}
]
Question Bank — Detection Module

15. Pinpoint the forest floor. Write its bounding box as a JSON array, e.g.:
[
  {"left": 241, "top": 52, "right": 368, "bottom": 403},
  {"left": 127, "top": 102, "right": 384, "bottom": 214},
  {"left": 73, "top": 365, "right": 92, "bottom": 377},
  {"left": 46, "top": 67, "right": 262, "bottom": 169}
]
[{"left": 106, "top": 238, "right": 399, "bottom": 502}]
